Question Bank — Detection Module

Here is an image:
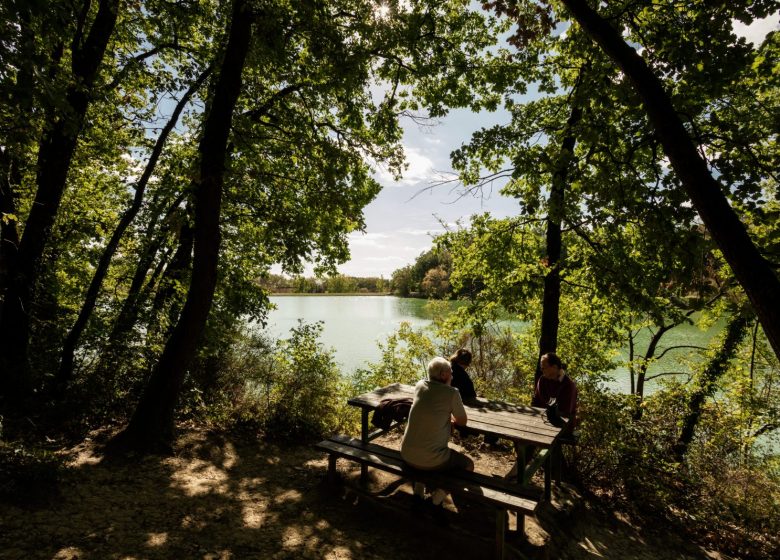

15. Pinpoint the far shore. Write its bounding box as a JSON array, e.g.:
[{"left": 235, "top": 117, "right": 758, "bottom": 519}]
[{"left": 269, "top": 292, "right": 397, "bottom": 297}]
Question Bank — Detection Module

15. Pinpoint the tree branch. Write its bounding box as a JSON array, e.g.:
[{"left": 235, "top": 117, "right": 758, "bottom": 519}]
[
  {"left": 654, "top": 344, "right": 707, "bottom": 361},
  {"left": 105, "top": 43, "right": 190, "bottom": 91}
]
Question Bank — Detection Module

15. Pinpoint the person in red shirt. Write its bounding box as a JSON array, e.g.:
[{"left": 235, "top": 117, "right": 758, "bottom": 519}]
[{"left": 532, "top": 352, "right": 577, "bottom": 427}]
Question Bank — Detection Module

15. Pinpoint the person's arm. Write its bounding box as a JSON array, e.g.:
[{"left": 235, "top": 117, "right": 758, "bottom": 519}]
[
  {"left": 451, "top": 391, "right": 468, "bottom": 426},
  {"left": 531, "top": 377, "right": 546, "bottom": 407},
  {"left": 452, "top": 411, "right": 468, "bottom": 427}
]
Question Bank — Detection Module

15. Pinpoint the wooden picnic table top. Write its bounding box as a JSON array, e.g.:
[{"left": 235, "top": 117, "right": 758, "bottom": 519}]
[{"left": 348, "top": 382, "right": 565, "bottom": 448}]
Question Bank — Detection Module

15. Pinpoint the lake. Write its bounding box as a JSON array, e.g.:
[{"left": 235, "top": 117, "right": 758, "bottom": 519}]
[{"left": 259, "top": 295, "right": 722, "bottom": 394}]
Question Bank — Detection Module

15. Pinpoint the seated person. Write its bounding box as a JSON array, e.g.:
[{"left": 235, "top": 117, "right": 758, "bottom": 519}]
[
  {"left": 401, "top": 357, "right": 474, "bottom": 519},
  {"left": 532, "top": 352, "right": 577, "bottom": 427},
  {"left": 449, "top": 348, "right": 477, "bottom": 402},
  {"left": 450, "top": 347, "right": 501, "bottom": 444},
  {"left": 516, "top": 352, "right": 578, "bottom": 474}
]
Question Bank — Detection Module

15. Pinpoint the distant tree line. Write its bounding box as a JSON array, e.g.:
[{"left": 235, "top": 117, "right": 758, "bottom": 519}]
[{"left": 261, "top": 274, "right": 389, "bottom": 294}]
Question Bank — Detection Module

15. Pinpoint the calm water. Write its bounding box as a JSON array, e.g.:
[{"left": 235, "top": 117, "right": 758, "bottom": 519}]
[
  {"left": 259, "top": 295, "right": 721, "bottom": 394},
  {"left": 261, "top": 295, "right": 433, "bottom": 373}
]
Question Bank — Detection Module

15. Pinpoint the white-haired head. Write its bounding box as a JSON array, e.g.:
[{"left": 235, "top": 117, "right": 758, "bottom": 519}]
[{"left": 427, "top": 356, "right": 452, "bottom": 383}]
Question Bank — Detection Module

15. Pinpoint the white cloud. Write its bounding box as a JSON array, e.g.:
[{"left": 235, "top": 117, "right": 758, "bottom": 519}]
[
  {"left": 363, "top": 255, "right": 407, "bottom": 262},
  {"left": 375, "top": 145, "right": 436, "bottom": 187},
  {"left": 732, "top": 14, "right": 779, "bottom": 45},
  {"left": 397, "top": 227, "right": 440, "bottom": 236},
  {"left": 347, "top": 232, "right": 391, "bottom": 248}
]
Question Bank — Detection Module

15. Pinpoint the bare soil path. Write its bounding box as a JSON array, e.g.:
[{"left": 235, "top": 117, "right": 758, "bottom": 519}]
[{"left": 0, "top": 429, "right": 729, "bottom": 560}]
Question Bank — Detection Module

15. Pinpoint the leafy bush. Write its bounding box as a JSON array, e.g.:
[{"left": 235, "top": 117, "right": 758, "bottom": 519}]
[
  {"left": 262, "top": 322, "right": 352, "bottom": 439},
  {"left": 186, "top": 321, "right": 353, "bottom": 440},
  {"left": 576, "top": 381, "right": 780, "bottom": 559}
]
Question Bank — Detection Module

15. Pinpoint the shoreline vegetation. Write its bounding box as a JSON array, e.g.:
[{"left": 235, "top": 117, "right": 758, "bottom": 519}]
[{"left": 270, "top": 291, "right": 394, "bottom": 296}]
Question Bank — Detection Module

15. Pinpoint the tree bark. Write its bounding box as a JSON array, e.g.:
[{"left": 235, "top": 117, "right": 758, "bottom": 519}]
[
  {"left": 0, "top": 151, "right": 21, "bottom": 300},
  {"left": 560, "top": 0, "right": 780, "bottom": 362},
  {"left": 55, "top": 69, "right": 211, "bottom": 392},
  {"left": 535, "top": 84, "right": 584, "bottom": 383},
  {"left": 674, "top": 310, "right": 751, "bottom": 460},
  {"left": 634, "top": 322, "right": 675, "bottom": 400},
  {"left": 0, "top": 2, "right": 39, "bottom": 303},
  {"left": 106, "top": 0, "right": 252, "bottom": 454},
  {"left": 0, "top": 0, "right": 120, "bottom": 398}
]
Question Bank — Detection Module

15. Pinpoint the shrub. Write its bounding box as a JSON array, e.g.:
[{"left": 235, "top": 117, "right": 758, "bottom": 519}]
[
  {"left": 576, "top": 381, "right": 780, "bottom": 559},
  {"left": 185, "top": 321, "right": 353, "bottom": 440}
]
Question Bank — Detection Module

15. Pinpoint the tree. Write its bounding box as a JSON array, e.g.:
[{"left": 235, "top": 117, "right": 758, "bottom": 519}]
[
  {"left": 391, "top": 265, "right": 414, "bottom": 297},
  {"left": 675, "top": 306, "right": 752, "bottom": 460},
  {"left": 390, "top": 248, "right": 453, "bottom": 298},
  {"left": 0, "top": 0, "right": 121, "bottom": 398},
  {"left": 54, "top": 67, "right": 212, "bottom": 393},
  {"left": 421, "top": 266, "right": 450, "bottom": 299},
  {"left": 107, "top": 0, "right": 253, "bottom": 454},
  {"left": 102, "top": 0, "right": 500, "bottom": 451},
  {"left": 501, "top": 0, "right": 780, "bottom": 360}
]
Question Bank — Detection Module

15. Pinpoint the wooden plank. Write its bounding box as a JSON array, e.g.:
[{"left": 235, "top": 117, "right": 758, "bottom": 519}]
[
  {"left": 466, "top": 419, "right": 559, "bottom": 446},
  {"left": 329, "top": 435, "right": 543, "bottom": 500},
  {"left": 316, "top": 438, "right": 538, "bottom": 514},
  {"left": 496, "top": 509, "right": 507, "bottom": 560},
  {"left": 522, "top": 448, "right": 549, "bottom": 485},
  {"left": 465, "top": 407, "right": 562, "bottom": 434},
  {"left": 467, "top": 413, "right": 559, "bottom": 435}
]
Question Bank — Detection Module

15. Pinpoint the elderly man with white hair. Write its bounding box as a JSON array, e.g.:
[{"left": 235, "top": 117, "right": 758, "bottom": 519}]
[{"left": 400, "top": 356, "right": 474, "bottom": 523}]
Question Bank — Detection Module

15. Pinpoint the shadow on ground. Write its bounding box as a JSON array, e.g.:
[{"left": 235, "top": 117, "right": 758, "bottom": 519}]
[{"left": 0, "top": 429, "right": 731, "bottom": 560}]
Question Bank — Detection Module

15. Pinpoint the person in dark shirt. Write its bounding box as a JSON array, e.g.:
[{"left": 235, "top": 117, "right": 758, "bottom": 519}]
[
  {"left": 532, "top": 352, "right": 577, "bottom": 425},
  {"left": 449, "top": 348, "right": 476, "bottom": 402},
  {"left": 515, "top": 352, "right": 578, "bottom": 472},
  {"left": 449, "top": 348, "right": 497, "bottom": 443}
]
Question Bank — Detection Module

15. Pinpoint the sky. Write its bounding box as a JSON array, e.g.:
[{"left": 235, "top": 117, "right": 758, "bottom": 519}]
[{"left": 297, "top": 13, "right": 780, "bottom": 279}]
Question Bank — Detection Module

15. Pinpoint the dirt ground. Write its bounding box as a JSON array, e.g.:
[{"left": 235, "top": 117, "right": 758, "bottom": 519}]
[{"left": 0, "top": 428, "right": 731, "bottom": 560}]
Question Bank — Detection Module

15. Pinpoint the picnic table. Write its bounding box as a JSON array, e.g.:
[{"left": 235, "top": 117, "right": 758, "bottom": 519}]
[
  {"left": 347, "top": 382, "right": 567, "bottom": 500},
  {"left": 317, "top": 382, "right": 570, "bottom": 558}
]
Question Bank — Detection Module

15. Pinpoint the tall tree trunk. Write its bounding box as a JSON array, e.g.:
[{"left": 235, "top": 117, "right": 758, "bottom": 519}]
[
  {"left": 535, "top": 81, "right": 584, "bottom": 383},
  {"left": 627, "top": 327, "right": 636, "bottom": 395},
  {"left": 634, "top": 322, "right": 675, "bottom": 400},
  {"left": 146, "top": 215, "right": 194, "bottom": 336},
  {"left": 106, "top": 0, "right": 252, "bottom": 454},
  {"left": 0, "top": 152, "right": 21, "bottom": 299},
  {"left": 0, "top": 0, "right": 119, "bottom": 398},
  {"left": 55, "top": 69, "right": 211, "bottom": 393},
  {"left": 102, "top": 191, "right": 186, "bottom": 353},
  {"left": 674, "top": 310, "right": 751, "bottom": 460},
  {"left": 560, "top": 0, "right": 780, "bottom": 362},
  {"left": 0, "top": 2, "right": 38, "bottom": 303}
]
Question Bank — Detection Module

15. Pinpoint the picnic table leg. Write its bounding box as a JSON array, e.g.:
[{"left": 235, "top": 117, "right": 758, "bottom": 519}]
[
  {"left": 360, "top": 408, "right": 369, "bottom": 484},
  {"left": 551, "top": 441, "right": 562, "bottom": 487},
  {"left": 495, "top": 508, "right": 507, "bottom": 560},
  {"left": 514, "top": 442, "right": 527, "bottom": 484},
  {"left": 544, "top": 448, "right": 552, "bottom": 501},
  {"left": 327, "top": 454, "right": 337, "bottom": 484}
]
